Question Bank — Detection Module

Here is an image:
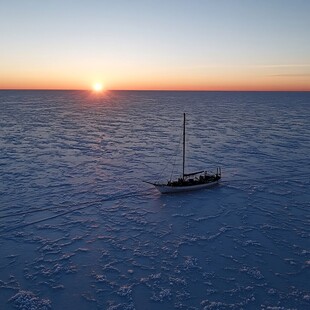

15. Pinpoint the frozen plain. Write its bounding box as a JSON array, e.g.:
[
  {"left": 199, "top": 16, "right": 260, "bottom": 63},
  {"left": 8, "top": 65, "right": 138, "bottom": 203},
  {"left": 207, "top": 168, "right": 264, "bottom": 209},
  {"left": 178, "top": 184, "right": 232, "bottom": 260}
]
[{"left": 0, "top": 90, "right": 309, "bottom": 309}]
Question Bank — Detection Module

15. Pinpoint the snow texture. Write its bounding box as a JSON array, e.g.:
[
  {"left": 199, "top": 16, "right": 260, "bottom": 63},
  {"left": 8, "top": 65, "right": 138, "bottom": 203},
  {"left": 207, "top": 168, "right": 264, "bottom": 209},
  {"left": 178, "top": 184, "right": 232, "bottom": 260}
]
[{"left": 0, "top": 90, "right": 309, "bottom": 309}]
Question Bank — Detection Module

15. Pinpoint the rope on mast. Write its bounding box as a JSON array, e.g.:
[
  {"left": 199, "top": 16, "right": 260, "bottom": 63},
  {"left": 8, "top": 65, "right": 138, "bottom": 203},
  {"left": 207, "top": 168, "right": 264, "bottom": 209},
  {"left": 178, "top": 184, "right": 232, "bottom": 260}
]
[{"left": 182, "top": 113, "right": 185, "bottom": 180}]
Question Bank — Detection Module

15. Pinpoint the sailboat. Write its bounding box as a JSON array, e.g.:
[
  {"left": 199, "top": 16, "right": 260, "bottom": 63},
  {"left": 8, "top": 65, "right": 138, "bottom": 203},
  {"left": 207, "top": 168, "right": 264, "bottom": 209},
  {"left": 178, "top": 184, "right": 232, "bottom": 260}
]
[{"left": 147, "top": 113, "right": 221, "bottom": 194}]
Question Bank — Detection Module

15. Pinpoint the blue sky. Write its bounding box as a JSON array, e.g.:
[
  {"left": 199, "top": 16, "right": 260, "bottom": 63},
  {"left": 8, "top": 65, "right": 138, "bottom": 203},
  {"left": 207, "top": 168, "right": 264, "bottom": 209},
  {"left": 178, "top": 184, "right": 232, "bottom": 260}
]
[{"left": 1, "top": 0, "right": 310, "bottom": 90}]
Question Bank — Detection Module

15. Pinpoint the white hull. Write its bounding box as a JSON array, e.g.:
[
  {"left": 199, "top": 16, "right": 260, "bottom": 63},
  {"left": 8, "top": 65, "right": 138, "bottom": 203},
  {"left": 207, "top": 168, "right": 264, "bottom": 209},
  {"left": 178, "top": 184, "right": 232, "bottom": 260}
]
[{"left": 153, "top": 180, "right": 219, "bottom": 194}]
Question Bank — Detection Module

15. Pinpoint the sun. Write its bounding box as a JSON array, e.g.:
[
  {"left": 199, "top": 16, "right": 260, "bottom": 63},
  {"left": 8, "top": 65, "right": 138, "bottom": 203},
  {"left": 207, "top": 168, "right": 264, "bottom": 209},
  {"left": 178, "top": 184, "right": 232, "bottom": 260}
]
[{"left": 92, "top": 83, "right": 104, "bottom": 92}]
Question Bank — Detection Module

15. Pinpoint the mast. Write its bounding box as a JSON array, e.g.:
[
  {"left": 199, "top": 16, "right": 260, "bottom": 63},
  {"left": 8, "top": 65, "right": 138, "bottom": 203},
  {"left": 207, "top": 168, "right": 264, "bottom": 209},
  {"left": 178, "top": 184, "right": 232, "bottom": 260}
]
[{"left": 182, "top": 113, "right": 185, "bottom": 179}]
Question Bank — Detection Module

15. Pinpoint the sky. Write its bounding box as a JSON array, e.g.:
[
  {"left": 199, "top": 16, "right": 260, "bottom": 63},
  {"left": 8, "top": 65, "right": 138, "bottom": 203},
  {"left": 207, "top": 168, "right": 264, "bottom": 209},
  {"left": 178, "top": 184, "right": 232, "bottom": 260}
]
[{"left": 1, "top": 0, "right": 310, "bottom": 91}]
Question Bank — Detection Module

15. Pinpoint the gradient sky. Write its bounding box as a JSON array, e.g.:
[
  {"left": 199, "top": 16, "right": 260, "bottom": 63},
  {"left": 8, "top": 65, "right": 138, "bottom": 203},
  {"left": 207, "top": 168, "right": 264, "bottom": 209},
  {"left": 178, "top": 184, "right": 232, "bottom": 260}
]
[{"left": 1, "top": 0, "right": 310, "bottom": 91}]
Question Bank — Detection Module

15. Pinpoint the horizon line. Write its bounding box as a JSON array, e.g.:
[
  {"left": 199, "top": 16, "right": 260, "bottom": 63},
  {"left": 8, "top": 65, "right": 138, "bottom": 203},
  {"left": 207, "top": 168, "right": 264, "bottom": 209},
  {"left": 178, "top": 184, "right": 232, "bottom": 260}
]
[{"left": 0, "top": 88, "right": 310, "bottom": 92}]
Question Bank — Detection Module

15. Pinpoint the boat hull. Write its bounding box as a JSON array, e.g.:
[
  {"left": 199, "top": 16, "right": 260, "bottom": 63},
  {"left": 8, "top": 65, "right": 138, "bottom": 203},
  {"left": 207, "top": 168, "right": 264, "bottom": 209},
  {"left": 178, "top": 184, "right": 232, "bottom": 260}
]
[{"left": 153, "top": 180, "right": 219, "bottom": 194}]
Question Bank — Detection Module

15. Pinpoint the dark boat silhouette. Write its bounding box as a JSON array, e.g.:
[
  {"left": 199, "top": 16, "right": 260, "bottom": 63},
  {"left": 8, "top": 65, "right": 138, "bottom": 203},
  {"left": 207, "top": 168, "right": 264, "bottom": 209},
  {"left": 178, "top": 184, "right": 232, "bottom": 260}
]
[{"left": 147, "top": 113, "right": 221, "bottom": 194}]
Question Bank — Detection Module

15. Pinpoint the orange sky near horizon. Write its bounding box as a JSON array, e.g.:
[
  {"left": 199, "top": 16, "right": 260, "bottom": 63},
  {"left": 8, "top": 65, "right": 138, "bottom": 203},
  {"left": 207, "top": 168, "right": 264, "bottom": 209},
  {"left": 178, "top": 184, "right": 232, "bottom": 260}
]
[
  {"left": 1, "top": 66, "right": 309, "bottom": 91},
  {"left": 1, "top": 1, "right": 310, "bottom": 92}
]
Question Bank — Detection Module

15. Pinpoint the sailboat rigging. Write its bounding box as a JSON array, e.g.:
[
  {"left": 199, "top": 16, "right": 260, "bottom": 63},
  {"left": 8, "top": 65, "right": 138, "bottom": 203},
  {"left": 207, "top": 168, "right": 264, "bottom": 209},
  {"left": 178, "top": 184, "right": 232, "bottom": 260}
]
[{"left": 147, "top": 113, "right": 221, "bottom": 194}]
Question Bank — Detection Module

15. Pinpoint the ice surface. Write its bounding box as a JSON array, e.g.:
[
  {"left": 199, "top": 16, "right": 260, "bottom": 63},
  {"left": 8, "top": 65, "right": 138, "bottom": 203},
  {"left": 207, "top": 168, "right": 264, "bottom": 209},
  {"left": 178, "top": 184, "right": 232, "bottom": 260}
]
[{"left": 0, "top": 90, "right": 309, "bottom": 309}]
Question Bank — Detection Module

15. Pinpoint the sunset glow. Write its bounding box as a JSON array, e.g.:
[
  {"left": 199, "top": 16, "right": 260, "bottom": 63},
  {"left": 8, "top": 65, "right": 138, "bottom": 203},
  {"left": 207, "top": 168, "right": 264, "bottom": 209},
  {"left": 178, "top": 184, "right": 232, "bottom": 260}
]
[
  {"left": 92, "top": 83, "right": 104, "bottom": 92},
  {"left": 0, "top": 1, "right": 309, "bottom": 91}
]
